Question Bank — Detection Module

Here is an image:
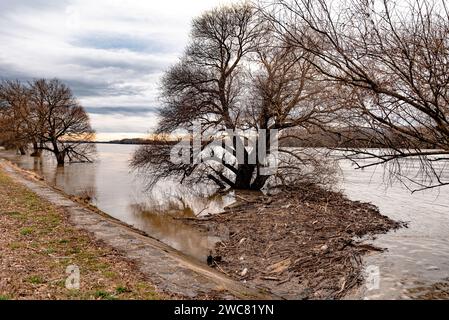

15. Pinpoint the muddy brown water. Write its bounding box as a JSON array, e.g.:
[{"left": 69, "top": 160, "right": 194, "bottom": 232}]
[{"left": 1, "top": 144, "right": 448, "bottom": 299}]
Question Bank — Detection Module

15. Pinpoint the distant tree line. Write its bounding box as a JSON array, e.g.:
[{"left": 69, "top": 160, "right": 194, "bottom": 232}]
[
  {"left": 0, "top": 79, "right": 95, "bottom": 165},
  {"left": 103, "top": 138, "right": 180, "bottom": 145},
  {"left": 279, "top": 126, "right": 441, "bottom": 149}
]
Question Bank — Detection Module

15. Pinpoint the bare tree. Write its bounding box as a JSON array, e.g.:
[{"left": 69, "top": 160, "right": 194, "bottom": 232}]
[
  {"left": 132, "top": 4, "right": 338, "bottom": 190},
  {"left": 265, "top": 0, "right": 449, "bottom": 191},
  {"left": 28, "top": 89, "right": 47, "bottom": 157},
  {"left": 0, "top": 80, "right": 31, "bottom": 154},
  {"left": 29, "top": 79, "right": 95, "bottom": 165}
]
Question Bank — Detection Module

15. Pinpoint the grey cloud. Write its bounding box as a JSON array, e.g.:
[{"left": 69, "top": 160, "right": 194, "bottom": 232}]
[
  {"left": 65, "top": 79, "right": 120, "bottom": 97},
  {"left": 66, "top": 79, "right": 144, "bottom": 97},
  {"left": 0, "top": 56, "right": 153, "bottom": 99},
  {"left": 0, "top": 61, "right": 33, "bottom": 82},
  {"left": 73, "top": 55, "right": 164, "bottom": 74},
  {"left": 0, "top": 0, "right": 222, "bottom": 136},
  {"left": 0, "top": 65, "right": 134, "bottom": 99},
  {"left": 73, "top": 34, "right": 173, "bottom": 54},
  {"left": 86, "top": 106, "right": 159, "bottom": 115},
  {"left": 0, "top": 0, "right": 69, "bottom": 13}
]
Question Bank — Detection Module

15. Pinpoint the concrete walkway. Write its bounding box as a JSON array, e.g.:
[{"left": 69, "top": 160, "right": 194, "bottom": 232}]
[{"left": 1, "top": 160, "right": 277, "bottom": 300}]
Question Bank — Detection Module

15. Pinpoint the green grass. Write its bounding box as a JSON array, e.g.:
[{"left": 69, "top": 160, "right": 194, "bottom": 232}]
[
  {"left": 94, "top": 290, "right": 117, "bottom": 300},
  {"left": 115, "top": 286, "right": 131, "bottom": 294},
  {"left": 44, "top": 247, "right": 56, "bottom": 254},
  {"left": 103, "top": 271, "right": 118, "bottom": 278},
  {"left": 69, "top": 247, "right": 81, "bottom": 254},
  {"left": 19, "top": 227, "right": 34, "bottom": 236},
  {"left": 3, "top": 211, "right": 26, "bottom": 221},
  {"left": 9, "top": 242, "right": 23, "bottom": 250},
  {"left": 4, "top": 211, "right": 22, "bottom": 217},
  {"left": 27, "top": 275, "right": 45, "bottom": 285}
]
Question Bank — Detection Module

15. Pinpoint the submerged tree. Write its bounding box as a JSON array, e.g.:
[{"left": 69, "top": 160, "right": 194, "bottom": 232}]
[
  {"left": 0, "top": 80, "right": 31, "bottom": 154},
  {"left": 132, "top": 4, "right": 339, "bottom": 190},
  {"left": 29, "top": 79, "right": 95, "bottom": 165},
  {"left": 1, "top": 78, "right": 95, "bottom": 165},
  {"left": 266, "top": 0, "right": 449, "bottom": 191}
]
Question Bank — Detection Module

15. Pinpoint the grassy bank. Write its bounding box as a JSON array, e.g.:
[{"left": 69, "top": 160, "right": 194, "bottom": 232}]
[{"left": 0, "top": 165, "right": 166, "bottom": 300}]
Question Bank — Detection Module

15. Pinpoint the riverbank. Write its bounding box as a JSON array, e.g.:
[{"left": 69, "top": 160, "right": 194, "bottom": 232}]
[
  {"left": 0, "top": 164, "right": 165, "bottom": 300},
  {"left": 190, "top": 184, "right": 404, "bottom": 299}
]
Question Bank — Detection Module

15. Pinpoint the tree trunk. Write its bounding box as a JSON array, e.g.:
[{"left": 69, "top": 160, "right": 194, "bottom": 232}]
[
  {"left": 18, "top": 146, "right": 26, "bottom": 155},
  {"left": 55, "top": 151, "right": 66, "bottom": 166},
  {"left": 234, "top": 164, "right": 255, "bottom": 189},
  {"left": 229, "top": 133, "right": 273, "bottom": 190},
  {"left": 30, "top": 141, "right": 42, "bottom": 157},
  {"left": 250, "top": 174, "right": 270, "bottom": 191},
  {"left": 52, "top": 140, "right": 65, "bottom": 166}
]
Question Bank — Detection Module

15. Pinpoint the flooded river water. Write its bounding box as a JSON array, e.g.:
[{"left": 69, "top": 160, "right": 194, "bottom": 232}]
[
  {"left": 1, "top": 144, "right": 448, "bottom": 299},
  {"left": 339, "top": 160, "right": 449, "bottom": 299}
]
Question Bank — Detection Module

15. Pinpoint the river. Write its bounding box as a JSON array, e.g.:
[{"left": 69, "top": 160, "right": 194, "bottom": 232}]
[
  {"left": 1, "top": 144, "right": 448, "bottom": 299},
  {"left": 339, "top": 159, "right": 449, "bottom": 299}
]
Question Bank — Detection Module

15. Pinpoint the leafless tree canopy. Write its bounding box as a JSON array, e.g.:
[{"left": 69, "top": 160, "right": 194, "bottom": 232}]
[
  {"left": 0, "top": 79, "right": 95, "bottom": 165},
  {"left": 0, "top": 80, "right": 31, "bottom": 154},
  {"left": 132, "top": 4, "right": 339, "bottom": 191},
  {"left": 263, "top": 0, "right": 449, "bottom": 191}
]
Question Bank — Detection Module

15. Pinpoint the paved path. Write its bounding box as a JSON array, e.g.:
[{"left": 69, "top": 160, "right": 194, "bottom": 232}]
[{"left": 1, "top": 160, "right": 277, "bottom": 300}]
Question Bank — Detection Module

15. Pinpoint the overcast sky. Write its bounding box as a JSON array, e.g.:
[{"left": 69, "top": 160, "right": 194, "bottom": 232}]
[{"left": 0, "top": 0, "right": 235, "bottom": 141}]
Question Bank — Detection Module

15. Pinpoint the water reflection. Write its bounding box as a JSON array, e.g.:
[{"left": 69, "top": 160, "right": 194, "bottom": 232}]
[
  {"left": 128, "top": 203, "right": 216, "bottom": 259},
  {"left": 1, "top": 150, "right": 98, "bottom": 199}
]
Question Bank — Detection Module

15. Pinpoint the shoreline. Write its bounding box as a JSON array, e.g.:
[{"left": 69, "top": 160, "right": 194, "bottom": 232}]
[
  {"left": 0, "top": 159, "right": 275, "bottom": 300},
  {"left": 0, "top": 157, "right": 403, "bottom": 300}
]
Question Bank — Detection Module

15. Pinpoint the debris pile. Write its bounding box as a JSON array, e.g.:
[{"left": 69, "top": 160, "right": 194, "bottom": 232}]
[{"left": 191, "top": 184, "right": 403, "bottom": 299}]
